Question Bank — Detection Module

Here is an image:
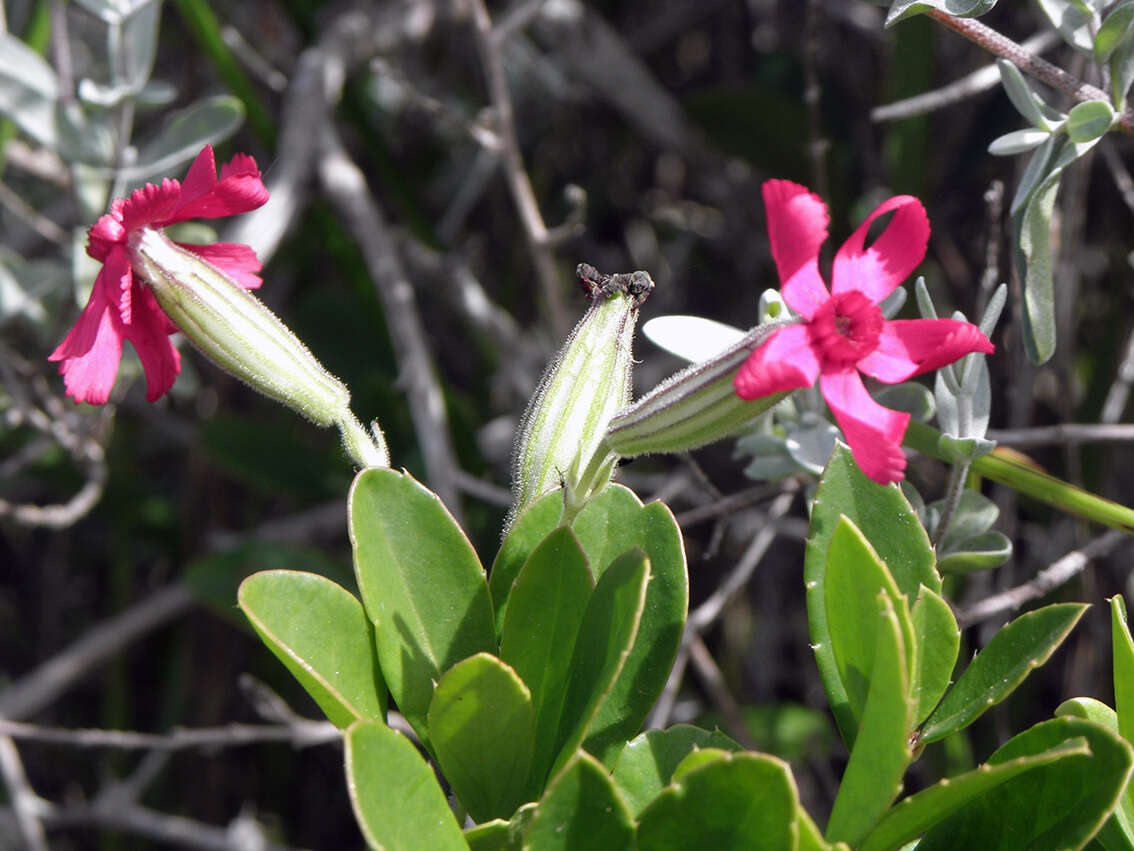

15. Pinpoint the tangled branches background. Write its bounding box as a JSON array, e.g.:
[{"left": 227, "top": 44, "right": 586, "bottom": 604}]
[{"left": 3, "top": 0, "right": 1134, "bottom": 847}]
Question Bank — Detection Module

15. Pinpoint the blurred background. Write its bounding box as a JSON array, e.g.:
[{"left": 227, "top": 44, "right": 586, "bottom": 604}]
[{"left": 2, "top": 0, "right": 1134, "bottom": 846}]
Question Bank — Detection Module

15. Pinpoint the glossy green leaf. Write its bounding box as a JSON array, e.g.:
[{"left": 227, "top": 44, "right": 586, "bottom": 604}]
[
  {"left": 428, "top": 653, "right": 535, "bottom": 823},
  {"left": 919, "top": 717, "right": 1133, "bottom": 850},
  {"left": 670, "top": 747, "right": 732, "bottom": 779},
  {"left": 806, "top": 444, "right": 936, "bottom": 746},
  {"left": 344, "top": 720, "right": 466, "bottom": 851},
  {"left": 499, "top": 526, "right": 592, "bottom": 799},
  {"left": 610, "top": 725, "right": 742, "bottom": 817},
  {"left": 636, "top": 752, "right": 799, "bottom": 851},
  {"left": 465, "top": 820, "right": 513, "bottom": 851},
  {"left": 522, "top": 752, "right": 634, "bottom": 851},
  {"left": 548, "top": 549, "right": 649, "bottom": 780},
  {"left": 886, "top": 0, "right": 998, "bottom": 27},
  {"left": 348, "top": 468, "right": 496, "bottom": 745},
  {"left": 910, "top": 585, "right": 960, "bottom": 725},
  {"left": 861, "top": 735, "right": 1093, "bottom": 851},
  {"left": 238, "top": 570, "right": 385, "bottom": 728},
  {"left": 572, "top": 485, "right": 689, "bottom": 765},
  {"left": 1096, "top": 1, "right": 1134, "bottom": 63},
  {"left": 489, "top": 488, "right": 563, "bottom": 636},
  {"left": 796, "top": 807, "right": 837, "bottom": 851},
  {"left": 824, "top": 516, "right": 915, "bottom": 734},
  {"left": 826, "top": 594, "right": 913, "bottom": 846},
  {"left": 1067, "top": 100, "right": 1117, "bottom": 143},
  {"left": 1114, "top": 597, "right": 1134, "bottom": 828},
  {"left": 937, "top": 531, "right": 1013, "bottom": 574},
  {"left": 1057, "top": 698, "right": 1134, "bottom": 851},
  {"left": 921, "top": 603, "right": 1089, "bottom": 743},
  {"left": 1113, "top": 597, "right": 1134, "bottom": 751}
]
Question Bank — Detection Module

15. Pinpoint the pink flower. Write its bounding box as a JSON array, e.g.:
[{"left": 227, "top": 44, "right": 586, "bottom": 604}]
[
  {"left": 734, "top": 180, "right": 994, "bottom": 484},
  {"left": 49, "top": 145, "right": 270, "bottom": 404}
]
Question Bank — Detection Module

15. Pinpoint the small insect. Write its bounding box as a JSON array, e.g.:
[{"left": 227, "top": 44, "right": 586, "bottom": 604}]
[{"left": 576, "top": 263, "right": 654, "bottom": 309}]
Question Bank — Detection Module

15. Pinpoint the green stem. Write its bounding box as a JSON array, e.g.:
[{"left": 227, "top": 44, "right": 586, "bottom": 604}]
[{"left": 904, "top": 420, "right": 1134, "bottom": 534}]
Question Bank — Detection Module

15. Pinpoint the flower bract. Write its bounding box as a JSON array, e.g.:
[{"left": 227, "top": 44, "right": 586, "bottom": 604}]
[
  {"left": 49, "top": 145, "right": 270, "bottom": 404},
  {"left": 734, "top": 180, "right": 994, "bottom": 484}
]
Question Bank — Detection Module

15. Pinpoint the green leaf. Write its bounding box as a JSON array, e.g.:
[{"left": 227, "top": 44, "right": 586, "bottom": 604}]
[
  {"left": 1113, "top": 597, "right": 1134, "bottom": 751},
  {"left": 988, "top": 128, "right": 1052, "bottom": 156},
  {"left": 826, "top": 594, "right": 913, "bottom": 846},
  {"left": 919, "top": 717, "right": 1134, "bottom": 850},
  {"left": 428, "top": 653, "right": 535, "bottom": 823},
  {"left": 860, "top": 735, "right": 1094, "bottom": 851},
  {"left": 344, "top": 720, "right": 466, "bottom": 851},
  {"left": 1067, "top": 100, "right": 1117, "bottom": 143},
  {"left": 1096, "top": 1, "right": 1134, "bottom": 63},
  {"left": 572, "top": 485, "right": 689, "bottom": 765},
  {"left": 348, "top": 468, "right": 496, "bottom": 745},
  {"left": 886, "top": 0, "right": 998, "bottom": 27},
  {"left": 920, "top": 603, "right": 1089, "bottom": 743},
  {"left": 238, "top": 570, "right": 385, "bottom": 728},
  {"left": 1113, "top": 597, "right": 1134, "bottom": 824},
  {"left": 465, "top": 820, "right": 513, "bottom": 851},
  {"left": 549, "top": 549, "right": 649, "bottom": 780},
  {"left": 499, "top": 527, "right": 593, "bottom": 799},
  {"left": 636, "top": 752, "right": 799, "bottom": 851},
  {"left": 489, "top": 488, "right": 563, "bottom": 636},
  {"left": 1057, "top": 698, "right": 1134, "bottom": 851},
  {"left": 1038, "top": 0, "right": 1104, "bottom": 55},
  {"left": 824, "top": 516, "right": 916, "bottom": 733},
  {"left": 1110, "top": 29, "right": 1134, "bottom": 107},
  {"left": 805, "top": 445, "right": 935, "bottom": 745},
  {"left": 996, "top": 60, "right": 1055, "bottom": 131},
  {"left": 127, "top": 95, "right": 246, "bottom": 183},
  {"left": 522, "top": 752, "right": 635, "bottom": 851},
  {"left": 910, "top": 585, "right": 960, "bottom": 726},
  {"left": 1015, "top": 133, "right": 1099, "bottom": 364},
  {"left": 0, "top": 32, "right": 59, "bottom": 149},
  {"left": 937, "top": 531, "right": 1013, "bottom": 574},
  {"left": 935, "top": 490, "right": 999, "bottom": 549},
  {"left": 610, "top": 725, "right": 743, "bottom": 817}
]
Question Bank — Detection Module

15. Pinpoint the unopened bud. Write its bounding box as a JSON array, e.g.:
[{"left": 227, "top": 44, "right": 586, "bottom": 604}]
[
  {"left": 130, "top": 227, "right": 353, "bottom": 428},
  {"left": 509, "top": 264, "right": 652, "bottom": 522},
  {"left": 606, "top": 321, "right": 789, "bottom": 457}
]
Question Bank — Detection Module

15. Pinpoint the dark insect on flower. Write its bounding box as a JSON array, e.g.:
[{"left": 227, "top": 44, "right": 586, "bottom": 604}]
[{"left": 576, "top": 262, "right": 654, "bottom": 309}]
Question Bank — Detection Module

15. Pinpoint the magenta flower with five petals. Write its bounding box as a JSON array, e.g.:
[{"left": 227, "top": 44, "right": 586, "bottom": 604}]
[
  {"left": 49, "top": 145, "right": 270, "bottom": 405},
  {"left": 734, "top": 180, "right": 994, "bottom": 484}
]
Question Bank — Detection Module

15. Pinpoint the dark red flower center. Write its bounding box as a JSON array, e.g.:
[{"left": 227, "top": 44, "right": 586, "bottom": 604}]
[{"left": 809, "top": 290, "right": 884, "bottom": 366}]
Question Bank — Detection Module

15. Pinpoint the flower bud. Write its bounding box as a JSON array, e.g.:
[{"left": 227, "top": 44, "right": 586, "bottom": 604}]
[
  {"left": 606, "top": 320, "right": 790, "bottom": 457},
  {"left": 129, "top": 227, "right": 353, "bottom": 428},
  {"left": 509, "top": 264, "right": 652, "bottom": 523}
]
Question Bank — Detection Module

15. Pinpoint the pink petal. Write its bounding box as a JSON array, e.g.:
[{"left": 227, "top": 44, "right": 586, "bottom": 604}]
[
  {"left": 858, "top": 319, "right": 995, "bottom": 383},
  {"left": 734, "top": 324, "right": 821, "bottom": 400},
  {"left": 179, "top": 242, "right": 263, "bottom": 289},
  {"left": 762, "top": 180, "right": 831, "bottom": 320},
  {"left": 177, "top": 145, "right": 218, "bottom": 208},
  {"left": 120, "top": 283, "right": 181, "bottom": 401},
  {"left": 832, "top": 195, "right": 929, "bottom": 305},
  {"left": 49, "top": 277, "right": 125, "bottom": 405},
  {"left": 86, "top": 204, "right": 127, "bottom": 262},
  {"left": 173, "top": 152, "right": 269, "bottom": 221},
  {"left": 121, "top": 179, "right": 182, "bottom": 232},
  {"left": 819, "top": 369, "right": 909, "bottom": 484}
]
